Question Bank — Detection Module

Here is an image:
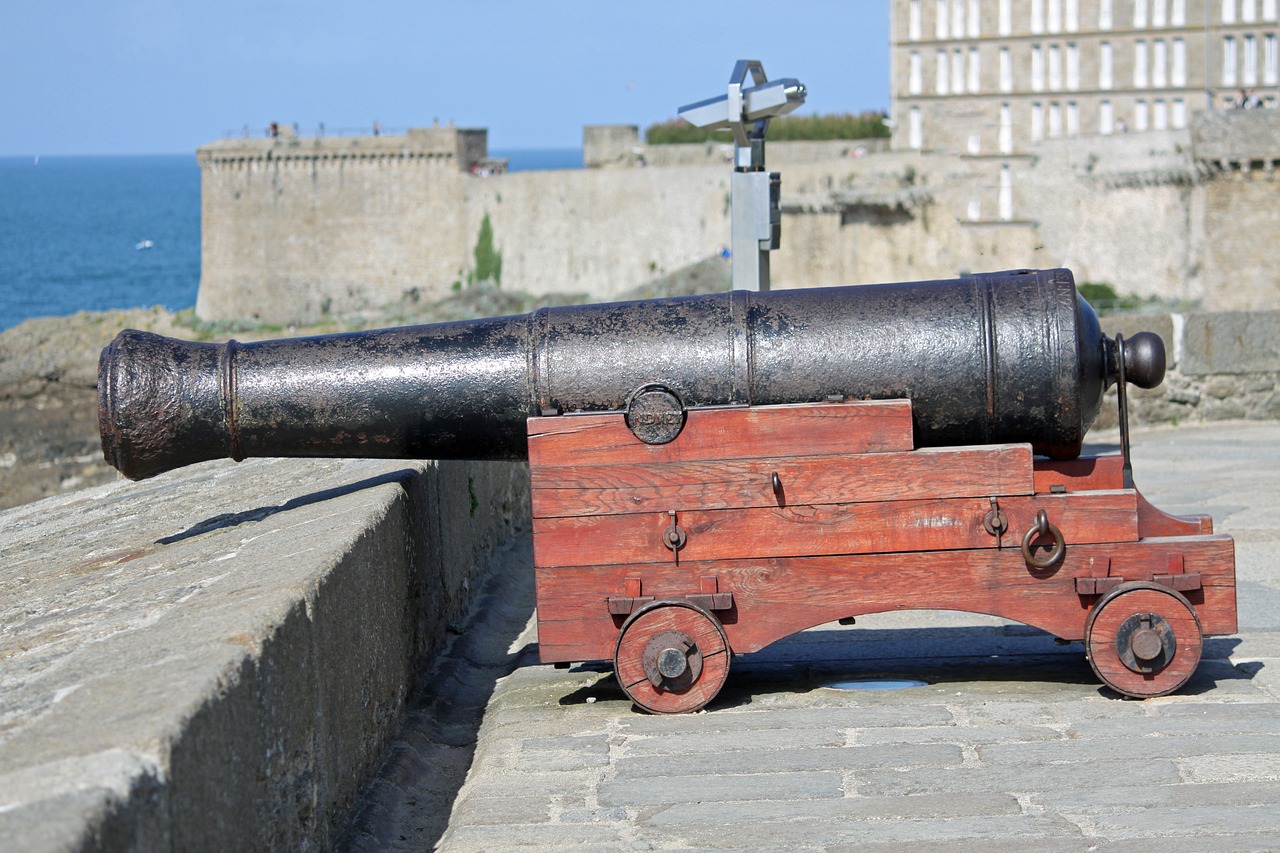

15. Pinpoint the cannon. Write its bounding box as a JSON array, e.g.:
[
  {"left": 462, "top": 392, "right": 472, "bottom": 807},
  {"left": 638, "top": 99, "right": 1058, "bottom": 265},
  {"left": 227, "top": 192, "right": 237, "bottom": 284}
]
[{"left": 98, "top": 268, "right": 1237, "bottom": 712}]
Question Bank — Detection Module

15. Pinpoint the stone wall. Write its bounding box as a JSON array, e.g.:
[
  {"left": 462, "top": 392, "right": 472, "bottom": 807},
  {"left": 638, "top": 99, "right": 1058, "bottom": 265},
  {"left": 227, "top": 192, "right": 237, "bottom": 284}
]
[
  {"left": 1099, "top": 309, "right": 1280, "bottom": 428},
  {"left": 0, "top": 456, "right": 529, "bottom": 852},
  {"left": 195, "top": 113, "right": 1278, "bottom": 327}
]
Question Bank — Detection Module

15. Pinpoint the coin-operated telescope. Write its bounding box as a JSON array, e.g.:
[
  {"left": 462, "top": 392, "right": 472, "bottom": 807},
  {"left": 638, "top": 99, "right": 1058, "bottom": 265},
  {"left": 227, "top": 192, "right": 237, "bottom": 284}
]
[{"left": 678, "top": 60, "right": 807, "bottom": 292}]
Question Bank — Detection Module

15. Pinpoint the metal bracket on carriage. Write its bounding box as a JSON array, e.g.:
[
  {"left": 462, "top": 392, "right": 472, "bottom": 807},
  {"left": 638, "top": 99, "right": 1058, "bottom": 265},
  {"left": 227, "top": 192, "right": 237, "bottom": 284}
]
[
  {"left": 607, "top": 578, "right": 655, "bottom": 616},
  {"left": 686, "top": 575, "right": 734, "bottom": 612},
  {"left": 606, "top": 576, "right": 733, "bottom": 616},
  {"left": 1075, "top": 554, "right": 1201, "bottom": 595}
]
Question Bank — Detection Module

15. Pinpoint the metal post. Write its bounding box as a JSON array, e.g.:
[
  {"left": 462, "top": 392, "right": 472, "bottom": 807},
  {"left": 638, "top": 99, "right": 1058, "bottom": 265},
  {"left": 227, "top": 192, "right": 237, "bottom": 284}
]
[{"left": 678, "top": 61, "right": 806, "bottom": 291}]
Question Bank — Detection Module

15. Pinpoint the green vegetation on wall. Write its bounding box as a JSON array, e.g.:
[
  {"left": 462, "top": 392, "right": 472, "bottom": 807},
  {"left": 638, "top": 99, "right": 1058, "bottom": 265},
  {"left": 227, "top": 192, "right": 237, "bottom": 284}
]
[
  {"left": 645, "top": 111, "right": 890, "bottom": 145},
  {"left": 469, "top": 213, "right": 503, "bottom": 287}
]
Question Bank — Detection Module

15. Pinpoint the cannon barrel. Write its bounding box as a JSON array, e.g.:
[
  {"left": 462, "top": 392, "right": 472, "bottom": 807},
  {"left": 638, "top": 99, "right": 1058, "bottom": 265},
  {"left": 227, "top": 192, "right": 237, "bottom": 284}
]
[{"left": 98, "top": 268, "right": 1164, "bottom": 480}]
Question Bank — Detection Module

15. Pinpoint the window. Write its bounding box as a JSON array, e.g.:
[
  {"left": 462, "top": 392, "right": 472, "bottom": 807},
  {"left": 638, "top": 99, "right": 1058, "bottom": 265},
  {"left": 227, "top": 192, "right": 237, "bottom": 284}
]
[
  {"left": 1066, "top": 0, "right": 1079, "bottom": 30},
  {"left": 1032, "top": 44, "right": 1045, "bottom": 90},
  {"left": 1032, "top": 0, "right": 1045, "bottom": 32},
  {"left": 1153, "top": 39, "right": 1167, "bottom": 87},
  {"left": 1067, "top": 43, "right": 1080, "bottom": 89},
  {"left": 968, "top": 132, "right": 981, "bottom": 154},
  {"left": 1153, "top": 0, "right": 1167, "bottom": 26},
  {"left": 1243, "top": 0, "right": 1257, "bottom": 21},
  {"left": 1099, "top": 0, "right": 1113, "bottom": 28},
  {"left": 1067, "top": 101, "right": 1080, "bottom": 135},
  {"left": 1135, "top": 40, "right": 1149, "bottom": 88},
  {"left": 1266, "top": 34, "right": 1278, "bottom": 85},
  {"left": 1222, "top": 0, "right": 1236, "bottom": 24},
  {"left": 968, "top": 47, "right": 981, "bottom": 92},
  {"left": 1049, "top": 44, "right": 1063, "bottom": 89},
  {"left": 968, "top": 198, "right": 982, "bottom": 221},
  {"left": 910, "top": 51, "right": 923, "bottom": 94},
  {"left": 1135, "top": 0, "right": 1148, "bottom": 27},
  {"left": 1000, "top": 46, "right": 1014, "bottom": 91},
  {"left": 937, "top": 0, "right": 949, "bottom": 38},
  {"left": 968, "top": 0, "right": 981, "bottom": 35},
  {"left": 1048, "top": 0, "right": 1062, "bottom": 31},
  {"left": 1224, "top": 36, "right": 1238, "bottom": 85},
  {"left": 1049, "top": 102, "right": 1063, "bottom": 137},
  {"left": 1266, "top": 0, "right": 1278, "bottom": 21},
  {"left": 1172, "top": 38, "right": 1187, "bottom": 86},
  {"left": 953, "top": 0, "right": 966, "bottom": 38},
  {"left": 1153, "top": 99, "right": 1168, "bottom": 129},
  {"left": 1100, "top": 99, "right": 1115, "bottom": 134},
  {"left": 1100, "top": 42, "right": 1114, "bottom": 89},
  {"left": 1172, "top": 0, "right": 1187, "bottom": 25},
  {"left": 937, "top": 49, "right": 950, "bottom": 94},
  {"left": 953, "top": 49, "right": 966, "bottom": 93},
  {"left": 999, "top": 0, "right": 1012, "bottom": 34},
  {"left": 910, "top": 107, "right": 923, "bottom": 149},
  {"left": 999, "top": 103, "right": 1013, "bottom": 152},
  {"left": 909, "top": 0, "right": 923, "bottom": 39},
  {"left": 1244, "top": 35, "right": 1258, "bottom": 85},
  {"left": 1135, "top": 99, "right": 1150, "bottom": 131},
  {"left": 1032, "top": 102, "right": 1045, "bottom": 140},
  {"left": 1172, "top": 98, "right": 1187, "bottom": 128},
  {"left": 999, "top": 165, "right": 1013, "bottom": 221}
]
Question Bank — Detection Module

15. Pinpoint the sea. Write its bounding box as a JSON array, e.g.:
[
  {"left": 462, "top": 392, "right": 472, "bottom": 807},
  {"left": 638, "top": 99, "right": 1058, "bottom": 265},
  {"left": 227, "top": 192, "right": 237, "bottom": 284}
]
[{"left": 0, "top": 147, "right": 583, "bottom": 333}]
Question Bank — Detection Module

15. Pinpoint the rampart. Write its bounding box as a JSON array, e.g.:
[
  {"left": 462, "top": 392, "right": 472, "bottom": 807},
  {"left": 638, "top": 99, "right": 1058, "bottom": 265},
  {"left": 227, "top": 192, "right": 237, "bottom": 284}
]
[
  {"left": 196, "top": 112, "right": 1278, "bottom": 327},
  {"left": 2, "top": 308, "right": 1277, "bottom": 850},
  {"left": 0, "top": 458, "right": 529, "bottom": 851}
]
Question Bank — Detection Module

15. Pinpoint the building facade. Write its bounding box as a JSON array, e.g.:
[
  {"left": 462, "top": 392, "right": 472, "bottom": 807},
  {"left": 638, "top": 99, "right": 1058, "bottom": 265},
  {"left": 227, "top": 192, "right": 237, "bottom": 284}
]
[{"left": 891, "top": 0, "right": 1279, "bottom": 156}]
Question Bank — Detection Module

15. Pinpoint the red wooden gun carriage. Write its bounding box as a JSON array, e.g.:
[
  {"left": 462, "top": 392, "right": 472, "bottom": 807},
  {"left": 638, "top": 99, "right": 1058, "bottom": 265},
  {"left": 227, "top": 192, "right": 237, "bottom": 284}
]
[{"left": 529, "top": 396, "right": 1236, "bottom": 713}]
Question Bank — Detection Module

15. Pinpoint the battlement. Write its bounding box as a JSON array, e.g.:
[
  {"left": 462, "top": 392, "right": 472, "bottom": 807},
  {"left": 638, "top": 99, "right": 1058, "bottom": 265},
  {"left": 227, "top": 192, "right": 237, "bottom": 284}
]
[{"left": 197, "top": 126, "right": 496, "bottom": 172}]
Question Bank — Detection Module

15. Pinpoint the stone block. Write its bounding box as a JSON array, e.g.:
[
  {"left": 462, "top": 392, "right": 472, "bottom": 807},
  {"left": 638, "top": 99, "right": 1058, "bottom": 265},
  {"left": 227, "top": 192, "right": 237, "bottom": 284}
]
[
  {"left": 1182, "top": 311, "right": 1280, "bottom": 375},
  {"left": 0, "top": 455, "right": 529, "bottom": 851}
]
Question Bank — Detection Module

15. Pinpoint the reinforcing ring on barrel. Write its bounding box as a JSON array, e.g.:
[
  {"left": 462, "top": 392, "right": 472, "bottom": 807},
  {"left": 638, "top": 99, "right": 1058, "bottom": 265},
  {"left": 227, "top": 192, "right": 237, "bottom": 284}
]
[{"left": 1021, "top": 509, "right": 1065, "bottom": 569}]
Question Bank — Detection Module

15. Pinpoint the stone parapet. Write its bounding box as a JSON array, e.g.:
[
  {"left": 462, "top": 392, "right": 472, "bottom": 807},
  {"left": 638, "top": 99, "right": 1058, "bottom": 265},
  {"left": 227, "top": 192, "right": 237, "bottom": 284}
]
[
  {"left": 1099, "top": 310, "right": 1280, "bottom": 427},
  {"left": 198, "top": 126, "right": 490, "bottom": 168},
  {"left": 0, "top": 456, "right": 529, "bottom": 852}
]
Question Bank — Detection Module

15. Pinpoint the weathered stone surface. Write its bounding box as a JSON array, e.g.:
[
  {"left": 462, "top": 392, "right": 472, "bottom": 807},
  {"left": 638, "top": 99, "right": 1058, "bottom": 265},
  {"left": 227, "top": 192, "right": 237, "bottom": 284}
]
[
  {"left": 0, "top": 455, "right": 528, "bottom": 852},
  {"left": 1182, "top": 311, "right": 1280, "bottom": 376}
]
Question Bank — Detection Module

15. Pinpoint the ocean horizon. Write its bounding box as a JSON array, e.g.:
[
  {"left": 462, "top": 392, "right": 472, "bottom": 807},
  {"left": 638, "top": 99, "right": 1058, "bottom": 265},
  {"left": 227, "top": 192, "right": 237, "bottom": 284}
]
[{"left": 0, "top": 148, "right": 583, "bottom": 332}]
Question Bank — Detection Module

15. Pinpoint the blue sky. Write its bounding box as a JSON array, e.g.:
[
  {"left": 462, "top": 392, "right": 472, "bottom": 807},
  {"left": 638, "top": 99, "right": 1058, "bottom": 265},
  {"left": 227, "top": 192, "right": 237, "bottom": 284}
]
[{"left": 0, "top": 1, "right": 890, "bottom": 156}]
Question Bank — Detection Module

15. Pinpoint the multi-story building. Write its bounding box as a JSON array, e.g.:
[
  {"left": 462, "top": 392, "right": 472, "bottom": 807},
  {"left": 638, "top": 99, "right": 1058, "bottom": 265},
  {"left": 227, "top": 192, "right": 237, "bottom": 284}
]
[{"left": 891, "top": 0, "right": 1279, "bottom": 155}]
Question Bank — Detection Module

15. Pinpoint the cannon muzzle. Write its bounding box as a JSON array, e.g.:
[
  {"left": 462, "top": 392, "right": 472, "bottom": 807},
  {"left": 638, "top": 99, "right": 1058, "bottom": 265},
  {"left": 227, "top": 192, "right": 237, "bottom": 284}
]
[{"left": 98, "top": 268, "right": 1163, "bottom": 480}]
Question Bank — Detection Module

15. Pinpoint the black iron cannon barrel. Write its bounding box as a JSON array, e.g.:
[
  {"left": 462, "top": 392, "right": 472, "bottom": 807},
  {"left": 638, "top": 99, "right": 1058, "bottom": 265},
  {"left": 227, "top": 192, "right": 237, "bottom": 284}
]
[{"left": 98, "top": 268, "right": 1164, "bottom": 480}]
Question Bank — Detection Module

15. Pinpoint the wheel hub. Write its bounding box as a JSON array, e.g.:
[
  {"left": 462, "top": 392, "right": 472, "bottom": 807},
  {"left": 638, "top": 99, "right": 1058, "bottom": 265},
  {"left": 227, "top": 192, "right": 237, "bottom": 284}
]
[
  {"left": 642, "top": 630, "right": 702, "bottom": 690},
  {"left": 1115, "top": 612, "right": 1176, "bottom": 673}
]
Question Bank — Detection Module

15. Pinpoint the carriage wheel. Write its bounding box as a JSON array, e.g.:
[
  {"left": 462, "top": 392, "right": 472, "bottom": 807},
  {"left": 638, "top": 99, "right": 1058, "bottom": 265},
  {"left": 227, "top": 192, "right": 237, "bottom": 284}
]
[
  {"left": 1084, "top": 581, "right": 1203, "bottom": 698},
  {"left": 614, "top": 600, "right": 730, "bottom": 714}
]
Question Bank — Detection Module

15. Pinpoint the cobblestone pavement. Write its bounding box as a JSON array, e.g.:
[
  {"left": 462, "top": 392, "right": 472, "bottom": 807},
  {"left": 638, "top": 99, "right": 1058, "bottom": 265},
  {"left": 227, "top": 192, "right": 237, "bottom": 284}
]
[{"left": 349, "top": 422, "right": 1280, "bottom": 852}]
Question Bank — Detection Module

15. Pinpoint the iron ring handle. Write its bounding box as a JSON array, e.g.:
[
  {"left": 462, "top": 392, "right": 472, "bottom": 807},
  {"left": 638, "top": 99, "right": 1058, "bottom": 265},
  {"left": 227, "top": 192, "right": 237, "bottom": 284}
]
[{"left": 1021, "top": 509, "right": 1065, "bottom": 569}]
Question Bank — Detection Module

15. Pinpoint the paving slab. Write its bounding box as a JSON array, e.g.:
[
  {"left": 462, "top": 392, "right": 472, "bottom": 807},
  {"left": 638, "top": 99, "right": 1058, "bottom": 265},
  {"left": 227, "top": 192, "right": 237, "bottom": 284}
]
[{"left": 348, "top": 422, "right": 1280, "bottom": 851}]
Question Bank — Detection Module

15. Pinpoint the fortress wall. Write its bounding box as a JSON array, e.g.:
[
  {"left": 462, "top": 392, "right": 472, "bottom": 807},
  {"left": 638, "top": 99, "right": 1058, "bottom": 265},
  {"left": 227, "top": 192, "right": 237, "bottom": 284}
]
[
  {"left": 1201, "top": 172, "right": 1280, "bottom": 310},
  {"left": 196, "top": 116, "right": 1277, "bottom": 326},
  {"left": 463, "top": 165, "right": 732, "bottom": 299},
  {"left": 197, "top": 140, "right": 477, "bottom": 326}
]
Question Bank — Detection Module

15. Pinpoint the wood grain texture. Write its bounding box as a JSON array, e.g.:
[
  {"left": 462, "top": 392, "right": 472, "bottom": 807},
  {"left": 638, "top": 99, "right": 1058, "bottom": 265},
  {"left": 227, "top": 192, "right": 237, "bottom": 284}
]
[
  {"left": 527, "top": 400, "right": 915, "bottom": 468},
  {"left": 531, "top": 444, "right": 1034, "bottom": 519},
  {"left": 613, "top": 603, "right": 729, "bottom": 714},
  {"left": 1085, "top": 584, "right": 1203, "bottom": 697},
  {"left": 534, "top": 534, "right": 1236, "bottom": 663},
  {"left": 532, "top": 491, "right": 1139, "bottom": 568}
]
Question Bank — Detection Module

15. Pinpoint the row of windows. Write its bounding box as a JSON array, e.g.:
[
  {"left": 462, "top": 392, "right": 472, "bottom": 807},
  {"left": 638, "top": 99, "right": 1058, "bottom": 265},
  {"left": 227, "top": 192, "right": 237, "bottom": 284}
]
[
  {"left": 907, "top": 0, "right": 1278, "bottom": 41},
  {"left": 907, "top": 33, "right": 1277, "bottom": 94},
  {"left": 905, "top": 97, "right": 1190, "bottom": 152}
]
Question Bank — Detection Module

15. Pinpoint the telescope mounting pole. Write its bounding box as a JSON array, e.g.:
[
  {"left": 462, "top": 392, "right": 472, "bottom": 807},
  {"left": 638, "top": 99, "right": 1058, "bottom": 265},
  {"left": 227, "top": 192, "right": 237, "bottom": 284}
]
[{"left": 678, "top": 60, "right": 807, "bottom": 292}]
